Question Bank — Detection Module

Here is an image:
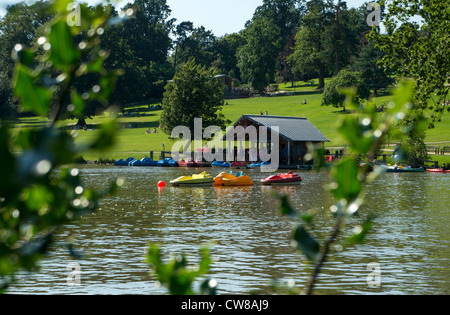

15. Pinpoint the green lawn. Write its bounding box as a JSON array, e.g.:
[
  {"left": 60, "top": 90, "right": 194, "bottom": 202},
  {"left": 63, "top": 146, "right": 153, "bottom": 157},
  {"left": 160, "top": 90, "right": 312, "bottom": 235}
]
[{"left": 13, "top": 81, "right": 450, "bottom": 162}]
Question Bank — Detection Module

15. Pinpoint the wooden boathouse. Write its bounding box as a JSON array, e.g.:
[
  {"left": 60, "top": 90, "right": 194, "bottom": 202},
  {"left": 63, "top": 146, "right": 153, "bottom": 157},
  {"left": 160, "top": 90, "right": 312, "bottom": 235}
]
[{"left": 227, "top": 115, "right": 330, "bottom": 167}]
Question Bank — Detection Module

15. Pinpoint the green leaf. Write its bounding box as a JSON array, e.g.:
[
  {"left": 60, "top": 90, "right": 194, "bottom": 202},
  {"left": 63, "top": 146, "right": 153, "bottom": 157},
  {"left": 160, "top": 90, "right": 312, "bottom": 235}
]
[
  {"left": 86, "top": 54, "right": 105, "bottom": 73},
  {"left": 343, "top": 216, "right": 374, "bottom": 247},
  {"left": 391, "top": 80, "right": 414, "bottom": 115},
  {"left": 338, "top": 117, "right": 373, "bottom": 154},
  {"left": 87, "top": 119, "right": 117, "bottom": 151},
  {"left": 146, "top": 244, "right": 170, "bottom": 283},
  {"left": 12, "top": 47, "right": 35, "bottom": 68},
  {"left": 198, "top": 246, "right": 212, "bottom": 275},
  {"left": 70, "top": 88, "right": 85, "bottom": 115},
  {"left": 13, "top": 65, "right": 51, "bottom": 116},
  {"left": 97, "top": 71, "right": 119, "bottom": 101},
  {"left": 278, "top": 194, "right": 296, "bottom": 217},
  {"left": 52, "top": 0, "right": 73, "bottom": 13},
  {"left": 331, "top": 157, "right": 362, "bottom": 201},
  {"left": 146, "top": 244, "right": 213, "bottom": 295},
  {"left": 292, "top": 225, "right": 320, "bottom": 262},
  {"left": 48, "top": 20, "right": 80, "bottom": 71}
]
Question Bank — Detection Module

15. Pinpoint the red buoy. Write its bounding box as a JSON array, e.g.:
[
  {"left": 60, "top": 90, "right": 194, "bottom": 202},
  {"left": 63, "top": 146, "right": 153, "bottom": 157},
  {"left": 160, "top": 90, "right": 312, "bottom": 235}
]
[{"left": 157, "top": 181, "right": 166, "bottom": 188}]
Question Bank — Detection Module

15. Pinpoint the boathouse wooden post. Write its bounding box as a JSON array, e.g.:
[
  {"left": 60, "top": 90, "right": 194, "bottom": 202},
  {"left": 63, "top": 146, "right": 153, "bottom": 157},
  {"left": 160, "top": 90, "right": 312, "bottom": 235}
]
[{"left": 287, "top": 140, "right": 291, "bottom": 166}]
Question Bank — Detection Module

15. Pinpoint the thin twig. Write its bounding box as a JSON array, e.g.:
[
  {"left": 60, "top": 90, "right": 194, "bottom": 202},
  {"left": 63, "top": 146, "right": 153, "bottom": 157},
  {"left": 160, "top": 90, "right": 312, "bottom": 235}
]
[{"left": 303, "top": 209, "right": 345, "bottom": 295}]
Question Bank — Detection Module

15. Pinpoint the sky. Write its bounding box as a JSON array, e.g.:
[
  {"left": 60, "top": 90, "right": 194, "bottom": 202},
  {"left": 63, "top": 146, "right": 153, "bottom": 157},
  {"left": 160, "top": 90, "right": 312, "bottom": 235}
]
[
  {"left": 0, "top": 0, "right": 372, "bottom": 36},
  {"left": 164, "top": 0, "right": 367, "bottom": 36}
]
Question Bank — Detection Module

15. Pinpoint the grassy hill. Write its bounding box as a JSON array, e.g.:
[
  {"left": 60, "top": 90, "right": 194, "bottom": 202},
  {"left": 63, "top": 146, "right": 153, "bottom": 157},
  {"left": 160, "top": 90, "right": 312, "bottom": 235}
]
[{"left": 15, "top": 80, "right": 450, "bottom": 163}]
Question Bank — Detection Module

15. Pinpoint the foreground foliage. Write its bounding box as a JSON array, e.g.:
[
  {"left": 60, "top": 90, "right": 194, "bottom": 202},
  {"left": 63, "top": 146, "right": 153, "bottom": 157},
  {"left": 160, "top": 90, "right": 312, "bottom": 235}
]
[{"left": 0, "top": 0, "right": 123, "bottom": 292}]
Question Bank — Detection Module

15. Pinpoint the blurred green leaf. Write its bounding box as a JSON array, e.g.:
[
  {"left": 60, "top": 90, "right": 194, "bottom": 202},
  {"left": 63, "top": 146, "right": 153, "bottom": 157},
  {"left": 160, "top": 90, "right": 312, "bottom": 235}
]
[
  {"left": 343, "top": 216, "right": 374, "bottom": 248},
  {"left": 21, "top": 185, "right": 53, "bottom": 212},
  {"left": 390, "top": 80, "right": 414, "bottom": 116},
  {"left": 48, "top": 20, "right": 80, "bottom": 71},
  {"left": 278, "top": 194, "right": 296, "bottom": 217},
  {"left": 13, "top": 65, "right": 51, "bottom": 116},
  {"left": 70, "top": 88, "right": 85, "bottom": 115},
  {"left": 338, "top": 117, "right": 374, "bottom": 154},
  {"left": 1, "top": 1, "right": 121, "bottom": 291},
  {"left": 198, "top": 246, "right": 212, "bottom": 275},
  {"left": 292, "top": 225, "right": 320, "bottom": 262},
  {"left": 86, "top": 53, "right": 105, "bottom": 73},
  {"left": 12, "top": 47, "right": 35, "bottom": 69},
  {"left": 79, "top": 3, "right": 110, "bottom": 29},
  {"left": 331, "top": 157, "right": 362, "bottom": 201},
  {"left": 87, "top": 119, "right": 117, "bottom": 151},
  {"left": 315, "top": 147, "right": 327, "bottom": 169},
  {"left": 97, "top": 71, "right": 119, "bottom": 101},
  {"left": 146, "top": 244, "right": 214, "bottom": 295},
  {"left": 52, "top": 0, "right": 73, "bottom": 13}
]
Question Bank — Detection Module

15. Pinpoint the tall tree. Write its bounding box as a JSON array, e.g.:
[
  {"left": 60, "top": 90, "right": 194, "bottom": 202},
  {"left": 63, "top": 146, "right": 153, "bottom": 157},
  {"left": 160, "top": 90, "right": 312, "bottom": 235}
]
[
  {"left": 369, "top": 0, "right": 450, "bottom": 122},
  {"left": 329, "top": 1, "right": 369, "bottom": 74},
  {"left": 117, "top": 0, "right": 175, "bottom": 100},
  {"left": 0, "top": 0, "right": 53, "bottom": 117},
  {"left": 252, "top": 0, "right": 305, "bottom": 45},
  {"left": 289, "top": 1, "right": 371, "bottom": 88},
  {"left": 160, "top": 60, "right": 228, "bottom": 135},
  {"left": 237, "top": 18, "right": 281, "bottom": 93},
  {"left": 0, "top": 71, "right": 13, "bottom": 118},
  {"left": 321, "top": 69, "right": 370, "bottom": 111},
  {"left": 277, "top": 28, "right": 298, "bottom": 85},
  {"left": 349, "top": 40, "right": 394, "bottom": 96},
  {"left": 174, "top": 24, "right": 217, "bottom": 69},
  {"left": 252, "top": 0, "right": 305, "bottom": 80},
  {"left": 122, "top": 0, "right": 173, "bottom": 65},
  {"left": 212, "top": 33, "right": 246, "bottom": 81},
  {"left": 172, "top": 21, "right": 194, "bottom": 70},
  {"left": 288, "top": 0, "right": 335, "bottom": 89},
  {"left": 331, "top": 0, "right": 343, "bottom": 75}
]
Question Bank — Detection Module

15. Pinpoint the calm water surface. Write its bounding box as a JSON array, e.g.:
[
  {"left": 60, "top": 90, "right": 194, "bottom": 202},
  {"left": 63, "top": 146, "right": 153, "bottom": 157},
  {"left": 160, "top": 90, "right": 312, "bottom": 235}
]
[{"left": 7, "top": 165, "right": 450, "bottom": 295}]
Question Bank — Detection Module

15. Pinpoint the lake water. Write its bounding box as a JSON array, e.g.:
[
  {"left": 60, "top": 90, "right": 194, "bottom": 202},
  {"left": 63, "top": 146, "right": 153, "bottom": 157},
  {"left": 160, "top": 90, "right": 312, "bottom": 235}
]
[{"left": 6, "top": 165, "right": 450, "bottom": 295}]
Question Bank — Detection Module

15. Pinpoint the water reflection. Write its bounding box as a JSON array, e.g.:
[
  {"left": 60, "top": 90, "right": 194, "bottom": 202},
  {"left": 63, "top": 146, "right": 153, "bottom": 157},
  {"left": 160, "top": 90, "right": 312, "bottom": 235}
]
[{"left": 6, "top": 166, "right": 450, "bottom": 295}]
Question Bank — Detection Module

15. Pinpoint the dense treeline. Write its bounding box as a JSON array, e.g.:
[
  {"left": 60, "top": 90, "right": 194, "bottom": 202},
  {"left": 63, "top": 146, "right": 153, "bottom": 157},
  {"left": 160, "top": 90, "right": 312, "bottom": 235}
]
[{"left": 0, "top": 0, "right": 399, "bottom": 121}]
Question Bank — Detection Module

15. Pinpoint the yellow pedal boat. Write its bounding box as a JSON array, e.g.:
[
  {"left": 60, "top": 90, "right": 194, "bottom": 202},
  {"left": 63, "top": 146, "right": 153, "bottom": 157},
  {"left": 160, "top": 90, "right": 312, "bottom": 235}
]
[
  {"left": 213, "top": 171, "right": 254, "bottom": 186},
  {"left": 170, "top": 171, "right": 214, "bottom": 187}
]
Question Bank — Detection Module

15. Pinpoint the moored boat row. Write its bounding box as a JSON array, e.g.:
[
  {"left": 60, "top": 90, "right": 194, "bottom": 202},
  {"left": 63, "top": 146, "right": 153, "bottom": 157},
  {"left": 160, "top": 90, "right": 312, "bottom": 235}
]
[
  {"left": 115, "top": 157, "right": 275, "bottom": 169},
  {"left": 114, "top": 157, "right": 448, "bottom": 174},
  {"left": 168, "top": 170, "right": 302, "bottom": 187}
]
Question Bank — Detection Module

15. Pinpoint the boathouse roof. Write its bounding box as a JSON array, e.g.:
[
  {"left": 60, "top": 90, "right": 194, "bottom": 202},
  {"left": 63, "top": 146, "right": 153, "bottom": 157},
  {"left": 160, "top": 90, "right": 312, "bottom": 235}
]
[{"left": 229, "top": 115, "right": 330, "bottom": 143}]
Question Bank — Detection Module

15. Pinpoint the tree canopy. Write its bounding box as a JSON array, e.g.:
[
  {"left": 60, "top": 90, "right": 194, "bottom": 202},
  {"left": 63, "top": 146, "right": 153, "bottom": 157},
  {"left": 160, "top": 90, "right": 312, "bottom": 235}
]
[
  {"left": 369, "top": 0, "right": 450, "bottom": 122},
  {"left": 288, "top": 0, "right": 371, "bottom": 89},
  {"left": 2, "top": 0, "right": 441, "bottom": 122},
  {"left": 349, "top": 40, "right": 394, "bottom": 96},
  {"left": 322, "top": 69, "right": 370, "bottom": 111},
  {"left": 237, "top": 18, "right": 281, "bottom": 93},
  {"left": 159, "top": 60, "right": 229, "bottom": 135}
]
